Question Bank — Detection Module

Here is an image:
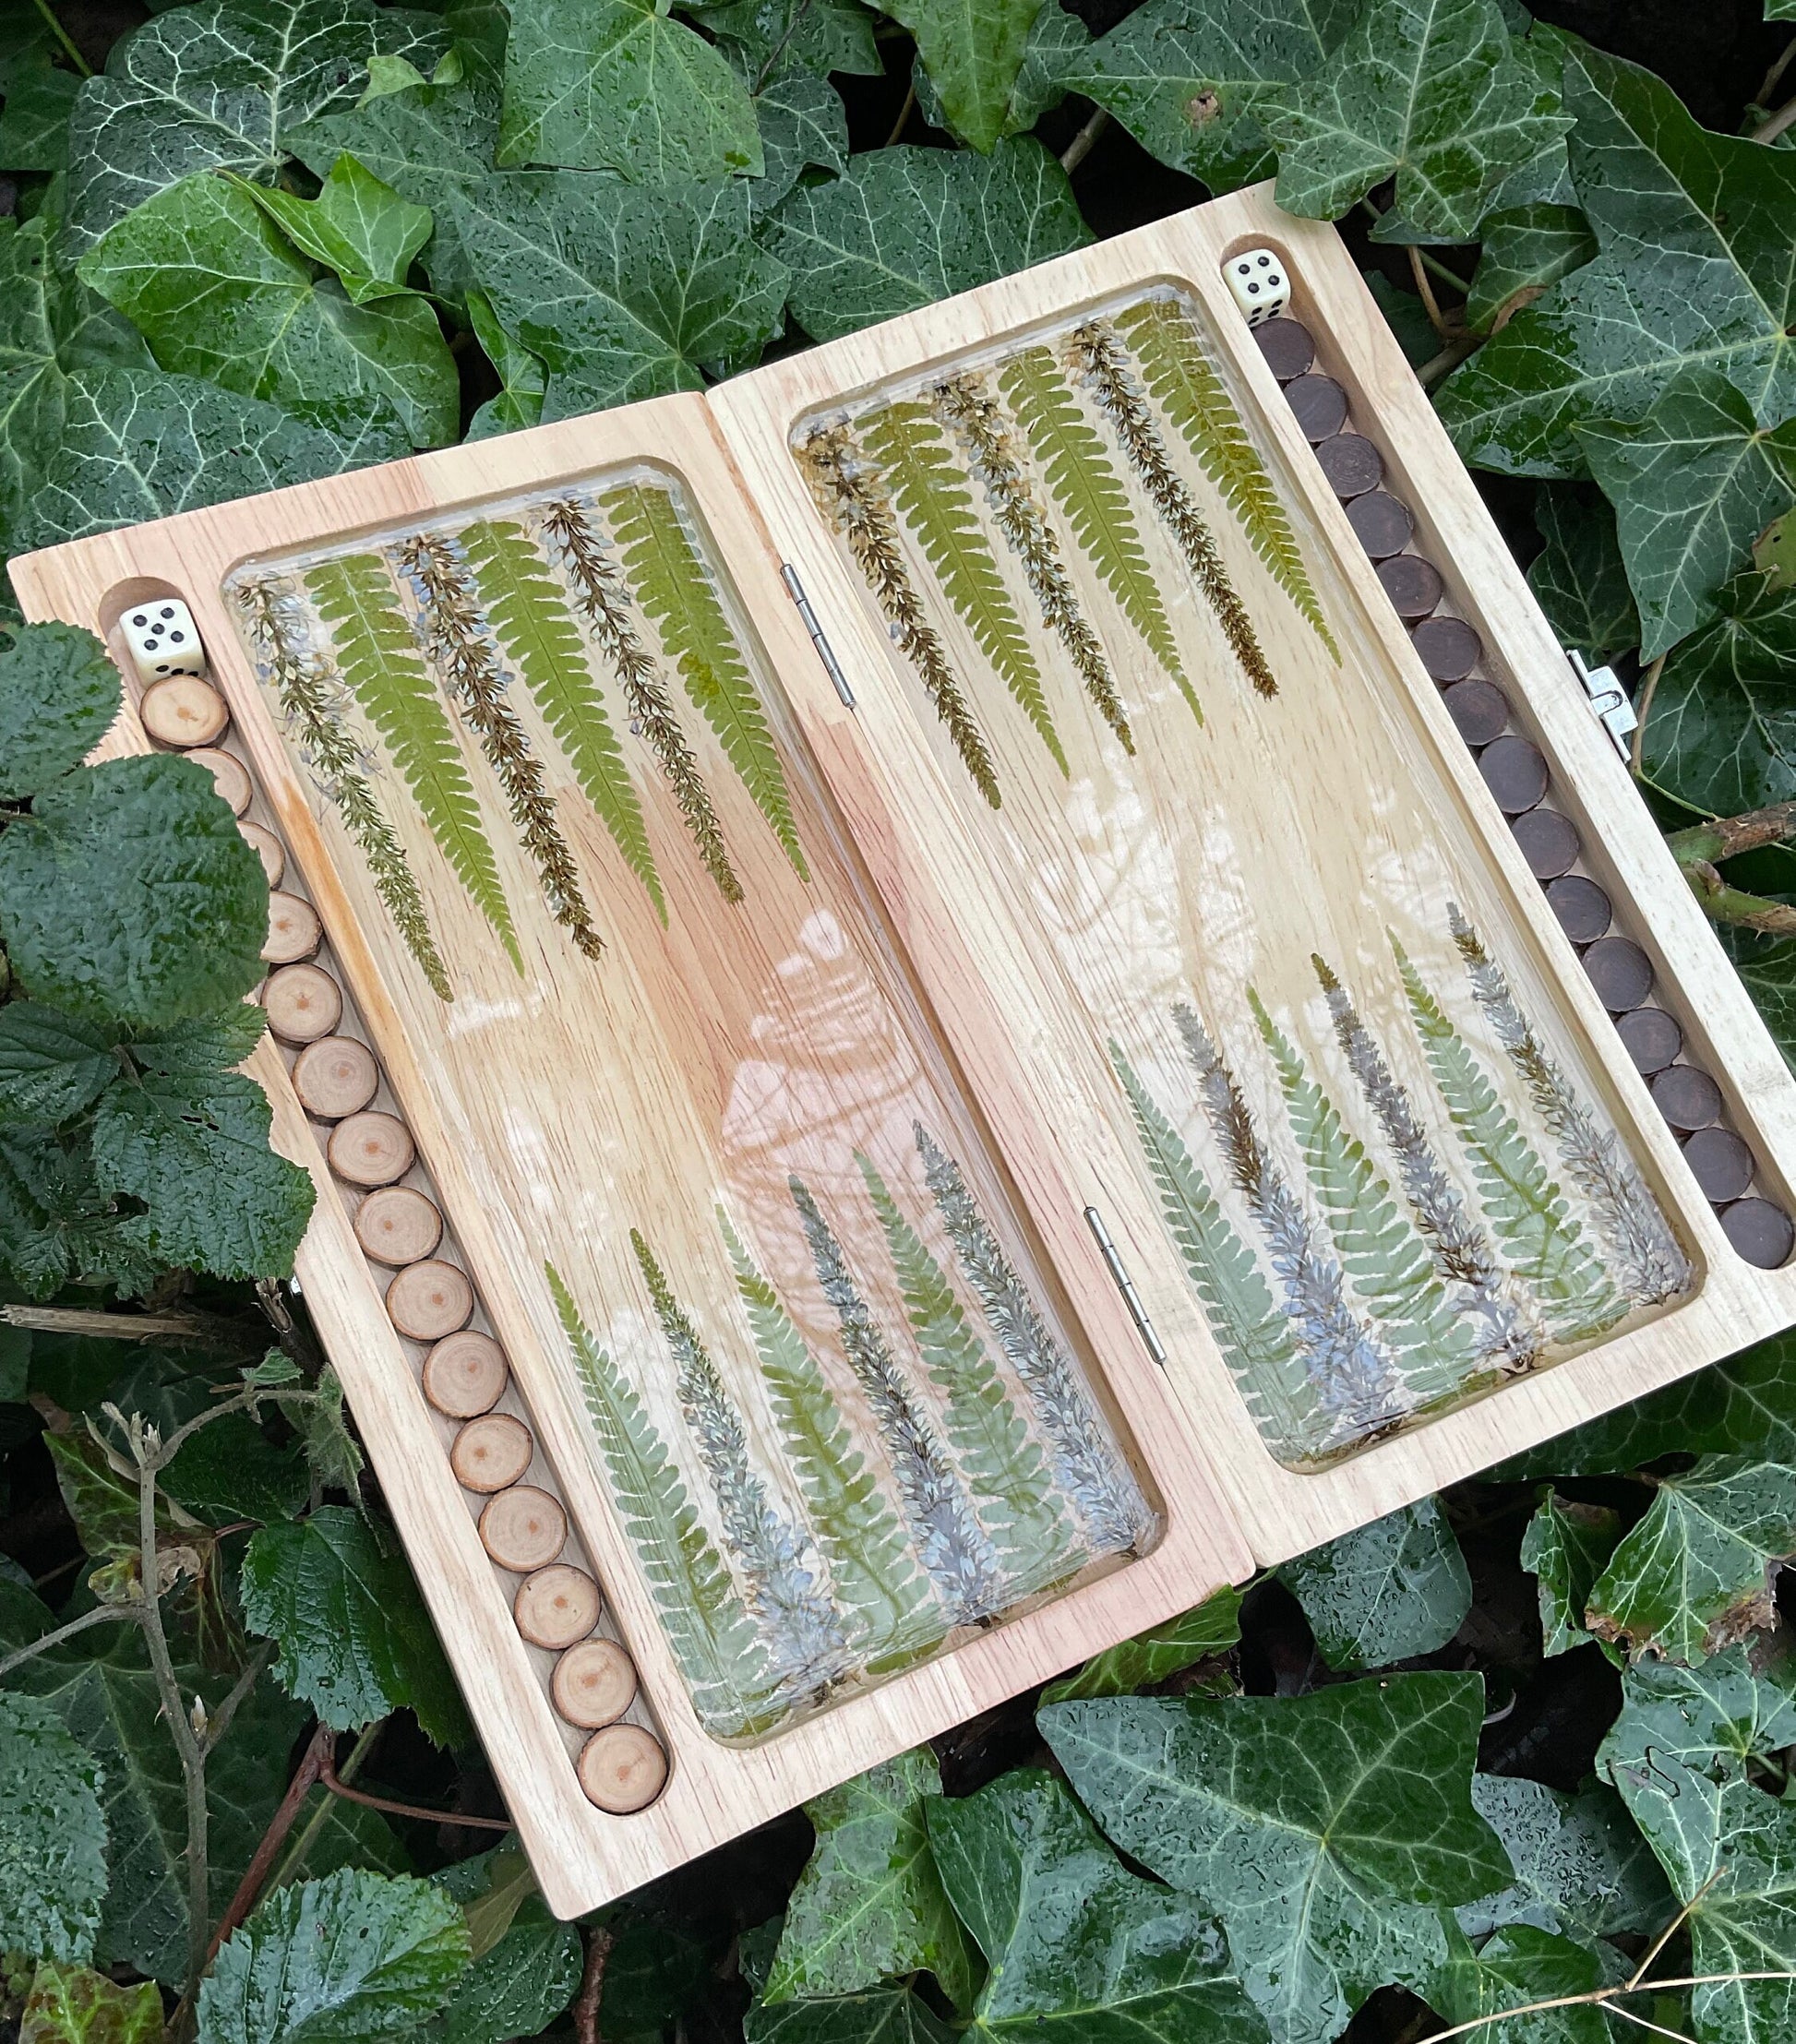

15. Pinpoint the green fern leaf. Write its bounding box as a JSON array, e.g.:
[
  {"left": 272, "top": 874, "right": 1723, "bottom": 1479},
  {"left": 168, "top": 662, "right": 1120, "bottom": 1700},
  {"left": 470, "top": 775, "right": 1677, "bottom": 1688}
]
[
  {"left": 1394, "top": 940, "right": 1622, "bottom": 1341},
  {"left": 602, "top": 484, "right": 808, "bottom": 880},
  {"left": 857, "top": 1153, "right": 1075, "bottom": 1596},
  {"left": 1251, "top": 990, "right": 1476, "bottom": 1401},
  {"left": 307, "top": 552, "right": 521, "bottom": 970},
  {"left": 861, "top": 400, "right": 1066, "bottom": 772},
  {"left": 722, "top": 1213, "right": 942, "bottom": 1669},
  {"left": 1109, "top": 1042, "right": 1314, "bottom": 1451},
  {"left": 1000, "top": 346, "right": 1186, "bottom": 692},
  {"left": 546, "top": 1261, "right": 771, "bottom": 1735},
  {"left": 461, "top": 516, "right": 666, "bottom": 924},
  {"left": 1118, "top": 298, "right": 1337, "bottom": 658}
]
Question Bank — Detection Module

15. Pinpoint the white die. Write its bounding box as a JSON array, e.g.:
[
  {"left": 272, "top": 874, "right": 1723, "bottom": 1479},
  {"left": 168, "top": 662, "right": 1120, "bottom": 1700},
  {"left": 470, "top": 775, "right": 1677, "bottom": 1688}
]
[
  {"left": 124, "top": 598, "right": 207, "bottom": 681},
  {"left": 1225, "top": 248, "right": 1290, "bottom": 327}
]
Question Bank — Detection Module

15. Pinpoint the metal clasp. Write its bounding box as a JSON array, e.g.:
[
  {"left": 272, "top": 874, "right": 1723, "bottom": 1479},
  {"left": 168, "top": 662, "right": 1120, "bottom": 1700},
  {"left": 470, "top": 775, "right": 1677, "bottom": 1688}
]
[{"left": 1568, "top": 648, "right": 1635, "bottom": 761}]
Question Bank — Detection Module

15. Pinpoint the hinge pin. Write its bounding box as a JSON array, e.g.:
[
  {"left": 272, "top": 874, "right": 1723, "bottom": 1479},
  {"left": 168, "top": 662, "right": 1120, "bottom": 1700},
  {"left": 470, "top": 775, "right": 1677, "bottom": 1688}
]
[
  {"left": 1084, "top": 1205, "right": 1168, "bottom": 1369},
  {"left": 782, "top": 564, "right": 855, "bottom": 707}
]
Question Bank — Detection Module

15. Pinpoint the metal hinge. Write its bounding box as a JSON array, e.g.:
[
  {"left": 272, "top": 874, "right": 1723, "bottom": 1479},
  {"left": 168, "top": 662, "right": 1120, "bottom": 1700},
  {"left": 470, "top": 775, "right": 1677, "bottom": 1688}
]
[
  {"left": 1568, "top": 648, "right": 1635, "bottom": 761},
  {"left": 1083, "top": 1205, "right": 1168, "bottom": 1369},
  {"left": 782, "top": 564, "right": 855, "bottom": 708}
]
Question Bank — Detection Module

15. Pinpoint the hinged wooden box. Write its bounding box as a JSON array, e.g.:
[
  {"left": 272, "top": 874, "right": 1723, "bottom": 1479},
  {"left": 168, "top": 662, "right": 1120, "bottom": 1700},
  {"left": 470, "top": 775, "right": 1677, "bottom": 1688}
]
[{"left": 17, "top": 183, "right": 1796, "bottom": 1916}]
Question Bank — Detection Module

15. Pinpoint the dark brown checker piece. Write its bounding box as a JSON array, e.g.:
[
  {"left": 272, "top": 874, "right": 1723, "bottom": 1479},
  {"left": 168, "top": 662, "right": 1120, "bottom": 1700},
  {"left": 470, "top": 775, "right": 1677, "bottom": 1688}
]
[
  {"left": 1443, "top": 678, "right": 1509, "bottom": 747},
  {"left": 1614, "top": 1006, "right": 1682, "bottom": 1074},
  {"left": 1721, "top": 1196, "right": 1795, "bottom": 1269},
  {"left": 1545, "top": 875, "right": 1611, "bottom": 944},
  {"left": 1314, "top": 433, "right": 1383, "bottom": 499},
  {"left": 1511, "top": 807, "right": 1580, "bottom": 879},
  {"left": 1376, "top": 554, "right": 1443, "bottom": 621},
  {"left": 1413, "top": 616, "right": 1482, "bottom": 682},
  {"left": 1683, "top": 1126, "right": 1754, "bottom": 1203},
  {"left": 1649, "top": 1063, "right": 1723, "bottom": 1131},
  {"left": 1583, "top": 936, "right": 1655, "bottom": 1012},
  {"left": 1479, "top": 735, "right": 1550, "bottom": 815},
  {"left": 1286, "top": 373, "right": 1349, "bottom": 442},
  {"left": 1254, "top": 317, "right": 1315, "bottom": 381},
  {"left": 1347, "top": 492, "right": 1414, "bottom": 560}
]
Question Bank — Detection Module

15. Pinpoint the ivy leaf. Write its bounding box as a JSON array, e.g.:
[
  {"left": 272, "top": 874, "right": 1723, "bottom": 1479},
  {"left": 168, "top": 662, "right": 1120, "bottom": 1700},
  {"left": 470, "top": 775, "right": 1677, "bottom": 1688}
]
[
  {"left": 0, "top": 754, "right": 268, "bottom": 1032},
  {"left": 1259, "top": 0, "right": 1569, "bottom": 240},
  {"left": 498, "top": 0, "right": 762, "bottom": 182},
  {"left": 0, "top": 1005, "right": 118, "bottom": 1126},
  {"left": 766, "top": 139, "right": 1090, "bottom": 344},
  {"left": 1584, "top": 1455, "right": 1796, "bottom": 1663},
  {"left": 1465, "top": 203, "right": 1597, "bottom": 332},
  {"left": 0, "top": 40, "right": 79, "bottom": 174},
  {"left": 66, "top": 0, "right": 449, "bottom": 249},
  {"left": 0, "top": 621, "right": 120, "bottom": 800},
  {"left": 198, "top": 1869, "right": 473, "bottom": 2044},
  {"left": 753, "top": 73, "right": 849, "bottom": 216},
  {"left": 1041, "top": 1675, "right": 1515, "bottom": 2044},
  {"left": 241, "top": 1507, "right": 470, "bottom": 1746},
  {"left": 233, "top": 152, "right": 436, "bottom": 304},
  {"left": 464, "top": 288, "right": 545, "bottom": 439},
  {"left": 747, "top": 1989, "right": 956, "bottom": 2044},
  {"left": 879, "top": 0, "right": 1045, "bottom": 154},
  {"left": 15, "top": 1960, "right": 166, "bottom": 2044},
  {"left": 1758, "top": 507, "right": 1796, "bottom": 590},
  {"left": 1518, "top": 1489, "right": 1622, "bottom": 1656},
  {"left": 1720, "top": 925, "right": 1796, "bottom": 1075},
  {"left": 1427, "top": 1922, "right": 1608, "bottom": 2044},
  {"left": 764, "top": 1748, "right": 975, "bottom": 2012},
  {"left": 0, "top": 1691, "right": 107, "bottom": 1965},
  {"left": 1636, "top": 570, "right": 1796, "bottom": 819},
  {"left": 1277, "top": 1499, "right": 1472, "bottom": 1670},
  {"left": 1043, "top": 1582, "right": 1242, "bottom": 1703},
  {"left": 450, "top": 172, "right": 788, "bottom": 411},
  {"left": 1456, "top": 1775, "right": 1670, "bottom": 1944},
  {"left": 1524, "top": 484, "right": 1639, "bottom": 663},
  {"left": 679, "top": 0, "right": 882, "bottom": 84},
  {"left": 928, "top": 1768, "right": 1269, "bottom": 2044},
  {"left": 1058, "top": 0, "right": 1356, "bottom": 195},
  {"left": 1437, "top": 42, "right": 1796, "bottom": 476}
]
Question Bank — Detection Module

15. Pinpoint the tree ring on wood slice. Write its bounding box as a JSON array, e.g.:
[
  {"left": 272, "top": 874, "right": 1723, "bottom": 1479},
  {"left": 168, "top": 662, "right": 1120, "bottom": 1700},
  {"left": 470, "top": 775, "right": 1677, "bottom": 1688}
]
[
  {"left": 1720, "top": 1196, "right": 1795, "bottom": 1269},
  {"left": 514, "top": 1563, "right": 601, "bottom": 1650},
  {"left": 423, "top": 1330, "right": 508, "bottom": 1417},
  {"left": 1375, "top": 553, "right": 1443, "bottom": 621},
  {"left": 292, "top": 1035, "right": 379, "bottom": 1119},
  {"left": 262, "top": 891, "right": 322, "bottom": 965},
  {"left": 1682, "top": 1126, "right": 1754, "bottom": 1203},
  {"left": 1346, "top": 491, "right": 1414, "bottom": 560},
  {"left": 354, "top": 1183, "right": 442, "bottom": 1265},
  {"left": 387, "top": 1259, "right": 473, "bottom": 1342},
  {"left": 1285, "top": 373, "right": 1347, "bottom": 442},
  {"left": 1478, "top": 735, "right": 1549, "bottom": 815},
  {"left": 1510, "top": 807, "right": 1579, "bottom": 880},
  {"left": 478, "top": 1484, "right": 566, "bottom": 1572},
  {"left": 1648, "top": 1063, "right": 1722, "bottom": 1132},
  {"left": 451, "top": 1412, "right": 533, "bottom": 1493},
  {"left": 140, "top": 675, "right": 228, "bottom": 748},
  {"left": 1443, "top": 677, "right": 1510, "bottom": 747},
  {"left": 186, "top": 746, "right": 251, "bottom": 815},
  {"left": 328, "top": 1110, "right": 415, "bottom": 1189},
  {"left": 1254, "top": 317, "right": 1314, "bottom": 381},
  {"left": 1583, "top": 936, "right": 1654, "bottom": 1013},
  {"left": 1412, "top": 616, "right": 1482, "bottom": 682},
  {"left": 1613, "top": 1007, "right": 1682, "bottom": 1076},
  {"left": 238, "top": 819, "right": 285, "bottom": 888},
  {"left": 577, "top": 1723, "right": 667, "bottom": 1814},
  {"left": 263, "top": 962, "right": 342, "bottom": 1043},
  {"left": 1314, "top": 432, "right": 1383, "bottom": 498},
  {"left": 552, "top": 1638, "right": 638, "bottom": 1728}
]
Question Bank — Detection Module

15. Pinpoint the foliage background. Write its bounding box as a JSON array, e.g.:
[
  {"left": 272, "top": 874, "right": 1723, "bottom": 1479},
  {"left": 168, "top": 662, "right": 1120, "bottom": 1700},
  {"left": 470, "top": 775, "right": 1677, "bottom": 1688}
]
[{"left": 5, "top": 1, "right": 1796, "bottom": 2042}]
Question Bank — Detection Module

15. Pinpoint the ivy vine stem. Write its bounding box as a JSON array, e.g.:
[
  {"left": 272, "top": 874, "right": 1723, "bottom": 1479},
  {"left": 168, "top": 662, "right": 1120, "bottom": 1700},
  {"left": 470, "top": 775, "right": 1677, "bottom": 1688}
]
[
  {"left": 0, "top": 1598, "right": 138, "bottom": 1678},
  {"left": 32, "top": 0, "right": 90, "bottom": 75}
]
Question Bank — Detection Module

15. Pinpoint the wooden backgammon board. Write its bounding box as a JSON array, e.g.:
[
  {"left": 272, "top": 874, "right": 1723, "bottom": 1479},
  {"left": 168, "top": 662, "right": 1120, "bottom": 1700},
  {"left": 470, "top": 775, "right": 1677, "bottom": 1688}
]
[{"left": 17, "top": 182, "right": 1796, "bottom": 1916}]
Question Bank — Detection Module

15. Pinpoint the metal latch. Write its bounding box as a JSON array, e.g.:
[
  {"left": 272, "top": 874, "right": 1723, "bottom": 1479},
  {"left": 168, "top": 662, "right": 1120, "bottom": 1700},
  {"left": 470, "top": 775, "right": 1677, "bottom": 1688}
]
[
  {"left": 1084, "top": 1206, "right": 1168, "bottom": 1369},
  {"left": 1568, "top": 649, "right": 1635, "bottom": 761},
  {"left": 781, "top": 565, "right": 855, "bottom": 708}
]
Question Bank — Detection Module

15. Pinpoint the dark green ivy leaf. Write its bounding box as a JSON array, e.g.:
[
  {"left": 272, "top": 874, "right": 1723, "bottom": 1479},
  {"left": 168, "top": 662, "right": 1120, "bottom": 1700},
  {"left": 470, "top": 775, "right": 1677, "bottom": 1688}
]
[
  {"left": 234, "top": 152, "right": 436, "bottom": 305},
  {"left": 1426, "top": 1922, "right": 1607, "bottom": 2044},
  {"left": 1517, "top": 1488, "right": 1622, "bottom": 1657},
  {"left": 0, "top": 1689, "right": 108, "bottom": 1965},
  {"left": 1277, "top": 1497, "right": 1472, "bottom": 1670},
  {"left": 879, "top": 0, "right": 1047, "bottom": 155},
  {"left": 747, "top": 1989, "right": 956, "bottom": 2044},
  {"left": 463, "top": 287, "right": 545, "bottom": 440},
  {"left": 1456, "top": 1775, "right": 1670, "bottom": 1945},
  {"left": 1524, "top": 483, "right": 1639, "bottom": 663},
  {"left": 680, "top": 0, "right": 882, "bottom": 83},
  {"left": 0, "top": 1003, "right": 118, "bottom": 1125},
  {"left": 0, "top": 619, "right": 120, "bottom": 801},
  {"left": 0, "top": 37, "right": 80, "bottom": 175},
  {"left": 1465, "top": 202, "right": 1597, "bottom": 332},
  {"left": 418, "top": 1864, "right": 581, "bottom": 2044},
  {"left": 1043, "top": 1582, "right": 1242, "bottom": 1702},
  {"left": 752, "top": 73, "right": 849, "bottom": 216},
  {"left": 1718, "top": 925, "right": 1796, "bottom": 1074}
]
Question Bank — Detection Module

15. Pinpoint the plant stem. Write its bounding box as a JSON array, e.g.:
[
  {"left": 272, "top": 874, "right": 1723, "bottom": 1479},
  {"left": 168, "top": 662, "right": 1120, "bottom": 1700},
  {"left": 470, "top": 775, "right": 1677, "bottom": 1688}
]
[
  {"left": 1666, "top": 801, "right": 1796, "bottom": 864},
  {"left": 1060, "top": 107, "right": 1110, "bottom": 173},
  {"left": 204, "top": 1642, "right": 273, "bottom": 1757},
  {"left": 0, "top": 1305, "right": 239, "bottom": 1348},
  {"left": 1758, "top": 30, "right": 1796, "bottom": 108},
  {"left": 884, "top": 82, "right": 916, "bottom": 146},
  {"left": 0, "top": 1599, "right": 140, "bottom": 1678},
  {"left": 1754, "top": 92, "right": 1796, "bottom": 144},
  {"left": 319, "top": 1742, "right": 512, "bottom": 1831},
  {"left": 1631, "top": 652, "right": 1666, "bottom": 773},
  {"left": 574, "top": 1924, "right": 615, "bottom": 2044},
  {"left": 1407, "top": 245, "right": 1452, "bottom": 338},
  {"left": 1676, "top": 859, "right": 1796, "bottom": 936},
  {"left": 1358, "top": 202, "right": 1469, "bottom": 299},
  {"left": 1412, "top": 1968, "right": 1796, "bottom": 2044},
  {"left": 1419, "top": 332, "right": 1484, "bottom": 388},
  {"left": 204, "top": 1719, "right": 336, "bottom": 1967},
  {"left": 31, "top": 0, "right": 90, "bottom": 75}
]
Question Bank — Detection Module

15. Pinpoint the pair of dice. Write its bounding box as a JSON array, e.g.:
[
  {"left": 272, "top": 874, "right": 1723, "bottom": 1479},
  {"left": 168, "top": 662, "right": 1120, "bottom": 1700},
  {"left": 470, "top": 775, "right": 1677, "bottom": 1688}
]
[
  {"left": 1224, "top": 248, "right": 1290, "bottom": 328},
  {"left": 124, "top": 597, "right": 207, "bottom": 682}
]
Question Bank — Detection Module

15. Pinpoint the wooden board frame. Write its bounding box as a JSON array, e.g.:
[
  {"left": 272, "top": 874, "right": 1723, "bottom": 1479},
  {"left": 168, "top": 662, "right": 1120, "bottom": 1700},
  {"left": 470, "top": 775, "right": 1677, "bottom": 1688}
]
[{"left": 12, "top": 178, "right": 1796, "bottom": 1914}]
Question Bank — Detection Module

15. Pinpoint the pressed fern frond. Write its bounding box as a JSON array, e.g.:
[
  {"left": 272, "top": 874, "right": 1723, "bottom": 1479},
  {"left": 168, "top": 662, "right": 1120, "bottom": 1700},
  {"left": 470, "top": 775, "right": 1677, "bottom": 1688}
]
[
  {"left": 306, "top": 551, "right": 521, "bottom": 971},
  {"left": 913, "top": 1121, "right": 1150, "bottom": 1551},
  {"left": 1072, "top": 318, "right": 1275, "bottom": 701},
  {"left": 1250, "top": 987, "right": 1477, "bottom": 1405},
  {"left": 722, "top": 1211, "right": 941, "bottom": 1668},
  {"left": 461, "top": 515, "right": 665, "bottom": 925},
  {"left": 1000, "top": 346, "right": 1185, "bottom": 702},
  {"left": 1394, "top": 937, "right": 1622, "bottom": 1341},
  {"left": 399, "top": 532, "right": 605, "bottom": 960},
  {"left": 547, "top": 1261, "right": 769, "bottom": 1735},
  {"left": 862, "top": 398, "right": 1065, "bottom": 771},
  {"left": 542, "top": 496, "right": 741, "bottom": 903},
  {"left": 1109, "top": 1042, "right": 1315, "bottom": 1455},
  {"left": 632, "top": 1227, "right": 851, "bottom": 1697},
  {"left": 798, "top": 423, "right": 1002, "bottom": 807},
  {"left": 603, "top": 484, "right": 808, "bottom": 881},
  {"left": 933, "top": 372, "right": 1132, "bottom": 752},
  {"left": 857, "top": 1153, "right": 1076, "bottom": 1597},
  {"left": 790, "top": 1175, "right": 1005, "bottom": 1624},
  {"left": 1118, "top": 297, "right": 1337, "bottom": 658},
  {"left": 235, "top": 577, "right": 451, "bottom": 999}
]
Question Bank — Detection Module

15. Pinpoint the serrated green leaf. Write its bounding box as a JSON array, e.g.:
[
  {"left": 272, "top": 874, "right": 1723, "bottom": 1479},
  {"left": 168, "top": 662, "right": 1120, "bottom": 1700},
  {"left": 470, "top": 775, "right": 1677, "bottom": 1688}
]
[
  {"left": 289, "top": 1366, "right": 365, "bottom": 1498},
  {"left": 1524, "top": 484, "right": 1639, "bottom": 664},
  {"left": 16, "top": 1960, "right": 166, "bottom": 2044},
  {"left": 1518, "top": 1489, "right": 1622, "bottom": 1656},
  {"left": 0, "top": 753, "right": 268, "bottom": 1031},
  {"left": 0, "top": 621, "right": 118, "bottom": 799},
  {"left": 1041, "top": 1674, "right": 1515, "bottom": 2044},
  {"left": 0, "top": 1691, "right": 107, "bottom": 1965},
  {"left": 0, "top": 1126, "right": 161, "bottom": 1300},
  {"left": 1042, "top": 1581, "right": 1241, "bottom": 1703},
  {"left": 747, "top": 1990, "right": 955, "bottom": 2044},
  {"left": 235, "top": 152, "right": 435, "bottom": 304},
  {"left": 1278, "top": 1498, "right": 1472, "bottom": 1670},
  {"left": 1466, "top": 203, "right": 1597, "bottom": 332},
  {"left": 1427, "top": 1922, "right": 1607, "bottom": 2044},
  {"left": 240, "top": 1507, "right": 471, "bottom": 1746},
  {"left": 765, "top": 1748, "right": 975, "bottom": 2011},
  {"left": 1457, "top": 1775, "right": 1670, "bottom": 1945},
  {"left": 128, "top": 1004, "right": 269, "bottom": 1078},
  {"left": 767, "top": 139, "right": 1090, "bottom": 345},
  {"left": 198, "top": 1869, "right": 472, "bottom": 2044},
  {"left": 0, "top": 1004, "right": 116, "bottom": 1126},
  {"left": 415, "top": 1877, "right": 581, "bottom": 2044},
  {"left": 880, "top": 0, "right": 1043, "bottom": 153}
]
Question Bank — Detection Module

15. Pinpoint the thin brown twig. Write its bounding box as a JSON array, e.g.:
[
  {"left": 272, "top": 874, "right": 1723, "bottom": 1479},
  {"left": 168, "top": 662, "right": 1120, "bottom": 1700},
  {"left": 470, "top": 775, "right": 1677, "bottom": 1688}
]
[
  {"left": 1408, "top": 245, "right": 1452, "bottom": 338},
  {"left": 885, "top": 82, "right": 916, "bottom": 146},
  {"left": 1628, "top": 1868, "right": 1721, "bottom": 1990},
  {"left": 1060, "top": 106, "right": 1110, "bottom": 173},
  {"left": 574, "top": 1923, "right": 616, "bottom": 2044},
  {"left": 1631, "top": 652, "right": 1666, "bottom": 774},
  {"left": 1758, "top": 30, "right": 1796, "bottom": 108},
  {"left": 1666, "top": 800, "right": 1796, "bottom": 864},
  {"left": 1412, "top": 1969, "right": 1796, "bottom": 2044},
  {"left": 203, "top": 1720, "right": 335, "bottom": 1968},
  {"left": 1418, "top": 331, "right": 1484, "bottom": 388},
  {"left": 0, "top": 1599, "right": 140, "bottom": 1678},
  {"left": 1754, "top": 92, "right": 1796, "bottom": 144},
  {"left": 1605, "top": 2006, "right": 1698, "bottom": 2044},
  {"left": 319, "top": 1742, "right": 512, "bottom": 1831}
]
